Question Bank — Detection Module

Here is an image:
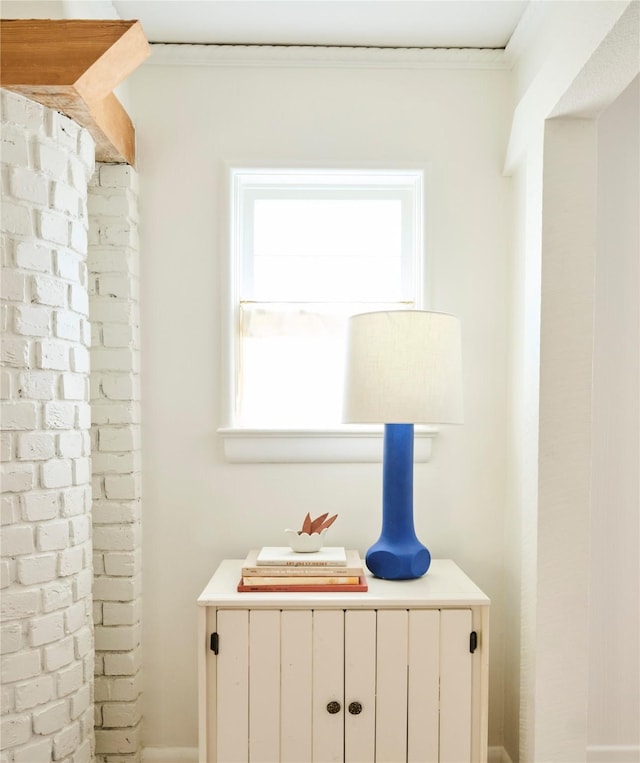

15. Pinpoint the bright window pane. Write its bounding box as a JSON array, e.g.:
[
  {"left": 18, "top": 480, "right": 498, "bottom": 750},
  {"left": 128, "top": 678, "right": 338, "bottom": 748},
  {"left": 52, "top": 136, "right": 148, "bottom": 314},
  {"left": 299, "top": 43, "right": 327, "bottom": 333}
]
[
  {"left": 231, "top": 168, "right": 423, "bottom": 428},
  {"left": 253, "top": 199, "right": 403, "bottom": 301}
]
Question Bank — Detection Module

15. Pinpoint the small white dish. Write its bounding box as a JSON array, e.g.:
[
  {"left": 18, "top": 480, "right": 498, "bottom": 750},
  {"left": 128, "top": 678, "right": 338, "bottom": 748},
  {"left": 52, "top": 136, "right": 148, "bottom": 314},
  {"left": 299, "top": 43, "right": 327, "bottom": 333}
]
[{"left": 284, "top": 527, "right": 328, "bottom": 552}]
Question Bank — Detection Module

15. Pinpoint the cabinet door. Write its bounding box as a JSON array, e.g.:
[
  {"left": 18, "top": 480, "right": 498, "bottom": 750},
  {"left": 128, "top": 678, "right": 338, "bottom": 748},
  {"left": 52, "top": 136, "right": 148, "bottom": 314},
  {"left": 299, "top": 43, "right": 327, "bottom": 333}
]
[
  {"left": 215, "top": 609, "right": 350, "bottom": 763},
  {"left": 371, "top": 608, "right": 472, "bottom": 763}
]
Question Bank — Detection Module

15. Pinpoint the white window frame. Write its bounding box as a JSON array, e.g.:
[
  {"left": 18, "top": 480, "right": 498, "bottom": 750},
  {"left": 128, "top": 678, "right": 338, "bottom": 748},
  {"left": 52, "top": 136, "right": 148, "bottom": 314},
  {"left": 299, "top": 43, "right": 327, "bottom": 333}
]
[{"left": 218, "top": 163, "right": 438, "bottom": 462}]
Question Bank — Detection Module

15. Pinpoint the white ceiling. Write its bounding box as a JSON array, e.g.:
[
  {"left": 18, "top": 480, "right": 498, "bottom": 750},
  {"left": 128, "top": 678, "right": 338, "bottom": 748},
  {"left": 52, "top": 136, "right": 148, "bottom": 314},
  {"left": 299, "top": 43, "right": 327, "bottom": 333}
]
[
  {"left": 3, "top": 1, "right": 530, "bottom": 49},
  {"left": 113, "top": 1, "right": 528, "bottom": 47}
]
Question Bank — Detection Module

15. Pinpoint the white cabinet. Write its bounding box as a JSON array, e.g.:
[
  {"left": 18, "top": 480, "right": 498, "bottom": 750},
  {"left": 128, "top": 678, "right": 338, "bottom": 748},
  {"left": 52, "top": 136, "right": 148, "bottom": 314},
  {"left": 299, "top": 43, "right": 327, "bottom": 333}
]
[{"left": 198, "top": 559, "right": 490, "bottom": 763}]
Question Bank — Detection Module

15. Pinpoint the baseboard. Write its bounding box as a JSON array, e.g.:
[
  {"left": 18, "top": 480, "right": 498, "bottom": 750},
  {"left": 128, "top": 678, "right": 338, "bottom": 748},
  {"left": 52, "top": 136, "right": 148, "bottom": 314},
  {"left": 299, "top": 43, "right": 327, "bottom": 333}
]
[
  {"left": 486, "top": 742, "right": 640, "bottom": 763},
  {"left": 142, "top": 748, "right": 199, "bottom": 762},
  {"left": 488, "top": 746, "right": 515, "bottom": 763},
  {"left": 587, "top": 745, "right": 640, "bottom": 762}
]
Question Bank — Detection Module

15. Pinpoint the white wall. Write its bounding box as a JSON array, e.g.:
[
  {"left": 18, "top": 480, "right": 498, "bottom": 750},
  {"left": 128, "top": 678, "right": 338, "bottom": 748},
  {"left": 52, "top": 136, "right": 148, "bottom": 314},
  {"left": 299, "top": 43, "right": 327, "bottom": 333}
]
[
  {"left": 587, "top": 75, "right": 639, "bottom": 760},
  {"left": 127, "top": 47, "right": 512, "bottom": 750}
]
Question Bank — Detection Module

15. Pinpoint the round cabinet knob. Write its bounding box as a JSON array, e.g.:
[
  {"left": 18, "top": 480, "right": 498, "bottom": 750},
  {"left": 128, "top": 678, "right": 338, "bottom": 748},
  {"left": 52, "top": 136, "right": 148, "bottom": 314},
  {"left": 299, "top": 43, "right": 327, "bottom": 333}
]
[
  {"left": 348, "top": 701, "right": 363, "bottom": 715},
  {"left": 326, "top": 701, "right": 341, "bottom": 714}
]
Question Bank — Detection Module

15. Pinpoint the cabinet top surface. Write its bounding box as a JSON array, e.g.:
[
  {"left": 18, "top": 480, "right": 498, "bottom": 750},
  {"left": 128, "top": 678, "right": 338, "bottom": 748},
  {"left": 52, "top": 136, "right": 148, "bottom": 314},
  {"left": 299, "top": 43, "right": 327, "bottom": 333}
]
[{"left": 197, "top": 559, "right": 490, "bottom": 609}]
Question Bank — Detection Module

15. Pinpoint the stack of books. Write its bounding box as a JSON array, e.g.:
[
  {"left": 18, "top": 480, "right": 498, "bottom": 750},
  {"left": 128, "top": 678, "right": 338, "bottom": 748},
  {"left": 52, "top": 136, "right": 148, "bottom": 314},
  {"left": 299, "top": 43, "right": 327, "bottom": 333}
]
[{"left": 237, "top": 546, "right": 367, "bottom": 592}]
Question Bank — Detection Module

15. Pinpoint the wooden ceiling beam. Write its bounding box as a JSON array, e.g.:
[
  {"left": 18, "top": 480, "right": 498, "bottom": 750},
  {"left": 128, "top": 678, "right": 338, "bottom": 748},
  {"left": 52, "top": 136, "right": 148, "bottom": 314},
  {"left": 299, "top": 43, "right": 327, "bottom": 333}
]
[{"left": 0, "top": 19, "right": 150, "bottom": 165}]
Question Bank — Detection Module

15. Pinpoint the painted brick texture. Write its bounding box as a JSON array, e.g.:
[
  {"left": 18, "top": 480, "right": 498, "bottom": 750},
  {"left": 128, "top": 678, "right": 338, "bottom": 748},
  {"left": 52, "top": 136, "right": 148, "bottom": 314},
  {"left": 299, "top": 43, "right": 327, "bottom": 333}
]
[
  {"left": 88, "top": 163, "right": 142, "bottom": 763},
  {"left": 1, "top": 89, "right": 95, "bottom": 762}
]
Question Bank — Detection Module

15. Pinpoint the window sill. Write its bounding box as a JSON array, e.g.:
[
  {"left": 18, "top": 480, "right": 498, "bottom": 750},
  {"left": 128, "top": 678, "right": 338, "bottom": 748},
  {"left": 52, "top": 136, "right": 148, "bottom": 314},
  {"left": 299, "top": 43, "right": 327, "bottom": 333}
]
[{"left": 217, "top": 425, "right": 438, "bottom": 463}]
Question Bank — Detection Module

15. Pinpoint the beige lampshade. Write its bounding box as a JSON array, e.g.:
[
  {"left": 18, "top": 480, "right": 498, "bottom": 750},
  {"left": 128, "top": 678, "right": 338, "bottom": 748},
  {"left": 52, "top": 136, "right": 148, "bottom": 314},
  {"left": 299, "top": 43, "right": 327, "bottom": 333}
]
[{"left": 343, "top": 310, "right": 463, "bottom": 425}]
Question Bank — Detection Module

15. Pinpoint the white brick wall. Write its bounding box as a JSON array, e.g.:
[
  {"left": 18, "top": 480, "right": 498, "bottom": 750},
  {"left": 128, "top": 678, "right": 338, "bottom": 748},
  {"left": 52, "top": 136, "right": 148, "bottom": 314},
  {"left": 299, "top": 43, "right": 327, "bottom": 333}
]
[
  {"left": 1, "top": 89, "right": 95, "bottom": 762},
  {"left": 88, "top": 163, "right": 142, "bottom": 763}
]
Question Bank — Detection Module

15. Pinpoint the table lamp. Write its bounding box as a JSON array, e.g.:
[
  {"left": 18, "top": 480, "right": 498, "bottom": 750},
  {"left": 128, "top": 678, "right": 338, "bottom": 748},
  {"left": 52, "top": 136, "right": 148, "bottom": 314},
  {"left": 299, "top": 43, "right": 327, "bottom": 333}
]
[{"left": 343, "top": 310, "right": 463, "bottom": 580}]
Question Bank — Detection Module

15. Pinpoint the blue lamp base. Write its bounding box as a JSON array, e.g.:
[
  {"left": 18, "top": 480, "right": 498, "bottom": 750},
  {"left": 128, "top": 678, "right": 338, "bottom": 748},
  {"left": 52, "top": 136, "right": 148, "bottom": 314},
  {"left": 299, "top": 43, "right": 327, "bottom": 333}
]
[{"left": 365, "top": 423, "right": 431, "bottom": 580}]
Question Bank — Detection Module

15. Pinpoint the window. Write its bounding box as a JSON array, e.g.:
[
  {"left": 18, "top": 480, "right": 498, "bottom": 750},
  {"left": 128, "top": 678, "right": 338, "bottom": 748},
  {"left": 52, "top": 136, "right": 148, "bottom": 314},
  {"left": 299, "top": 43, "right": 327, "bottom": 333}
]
[{"left": 226, "top": 168, "right": 425, "bottom": 433}]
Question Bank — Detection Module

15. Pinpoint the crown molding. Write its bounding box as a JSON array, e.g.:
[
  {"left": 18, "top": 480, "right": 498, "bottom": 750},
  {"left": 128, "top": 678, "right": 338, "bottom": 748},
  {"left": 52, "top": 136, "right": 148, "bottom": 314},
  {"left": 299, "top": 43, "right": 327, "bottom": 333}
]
[{"left": 147, "top": 43, "right": 510, "bottom": 71}]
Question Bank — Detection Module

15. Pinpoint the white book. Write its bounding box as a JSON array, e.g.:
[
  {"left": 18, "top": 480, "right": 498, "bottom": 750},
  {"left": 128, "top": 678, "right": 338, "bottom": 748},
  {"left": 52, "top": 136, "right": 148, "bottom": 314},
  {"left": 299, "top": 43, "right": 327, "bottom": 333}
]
[
  {"left": 243, "top": 548, "right": 362, "bottom": 576},
  {"left": 255, "top": 546, "right": 348, "bottom": 567}
]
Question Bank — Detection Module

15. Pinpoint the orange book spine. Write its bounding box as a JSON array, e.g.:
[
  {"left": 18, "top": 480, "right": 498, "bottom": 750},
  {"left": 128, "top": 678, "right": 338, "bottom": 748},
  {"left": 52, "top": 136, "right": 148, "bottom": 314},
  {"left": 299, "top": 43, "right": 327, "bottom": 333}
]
[{"left": 237, "top": 576, "right": 368, "bottom": 593}]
